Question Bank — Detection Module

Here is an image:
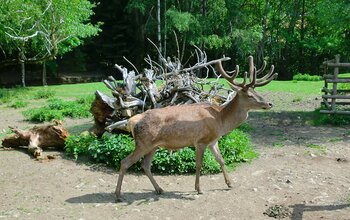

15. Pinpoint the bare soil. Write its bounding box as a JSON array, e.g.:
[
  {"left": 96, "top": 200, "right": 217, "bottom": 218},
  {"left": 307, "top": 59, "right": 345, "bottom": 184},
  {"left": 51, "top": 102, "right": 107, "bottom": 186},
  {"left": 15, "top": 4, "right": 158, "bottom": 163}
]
[{"left": 1, "top": 92, "right": 350, "bottom": 220}]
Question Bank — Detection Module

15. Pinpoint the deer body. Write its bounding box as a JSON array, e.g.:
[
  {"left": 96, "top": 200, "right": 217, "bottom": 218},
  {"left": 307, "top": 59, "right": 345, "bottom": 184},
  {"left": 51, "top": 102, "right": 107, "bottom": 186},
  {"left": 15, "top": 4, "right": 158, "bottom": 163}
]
[
  {"left": 130, "top": 103, "right": 241, "bottom": 149},
  {"left": 115, "top": 56, "right": 277, "bottom": 202}
]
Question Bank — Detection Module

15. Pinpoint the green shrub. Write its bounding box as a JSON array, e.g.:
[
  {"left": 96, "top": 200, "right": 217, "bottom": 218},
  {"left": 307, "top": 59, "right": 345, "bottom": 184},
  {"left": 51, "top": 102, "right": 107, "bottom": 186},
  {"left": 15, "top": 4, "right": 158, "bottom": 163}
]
[
  {"left": 33, "top": 89, "right": 56, "bottom": 99},
  {"left": 65, "top": 129, "right": 257, "bottom": 174},
  {"left": 293, "top": 73, "right": 321, "bottom": 81},
  {"left": 65, "top": 134, "right": 98, "bottom": 159},
  {"left": 313, "top": 108, "right": 350, "bottom": 126},
  {"left": 8, "top": 101, "right": 29, "bottom": 109},
  {"left": 23, "top": 97, "right": 92, "bottom": 122},
  {"left": 0, "top": 87, "right": 29, "bottom": 104}
]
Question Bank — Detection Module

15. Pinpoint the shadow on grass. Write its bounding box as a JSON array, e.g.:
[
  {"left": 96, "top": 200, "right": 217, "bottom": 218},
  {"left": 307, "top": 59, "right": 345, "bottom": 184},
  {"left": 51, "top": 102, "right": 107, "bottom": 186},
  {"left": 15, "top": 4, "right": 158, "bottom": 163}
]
[
  {"left": 66, "top": 190, "right": 196, "bottom": 205},
  {"left": 290, "top": 203, "right": 350, "bottom": 220}
]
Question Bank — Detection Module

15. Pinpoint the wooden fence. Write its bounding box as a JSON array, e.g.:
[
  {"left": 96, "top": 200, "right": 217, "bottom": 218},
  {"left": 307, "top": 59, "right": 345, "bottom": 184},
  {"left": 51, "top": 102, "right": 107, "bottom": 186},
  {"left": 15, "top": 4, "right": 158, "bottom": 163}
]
[{"left": 321, "top": 55, "right": 350, "bottom": 114}]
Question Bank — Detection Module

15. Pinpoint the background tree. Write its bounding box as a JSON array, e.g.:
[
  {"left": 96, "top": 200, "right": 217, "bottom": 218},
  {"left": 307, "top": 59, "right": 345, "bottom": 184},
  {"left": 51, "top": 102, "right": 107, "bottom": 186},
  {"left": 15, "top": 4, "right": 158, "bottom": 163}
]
[
  {"left": 1, "top": 0, "right": 349, "bottom": 85},
  {"left": 0, "top": 0, "right": 101, "bottom": 86}
]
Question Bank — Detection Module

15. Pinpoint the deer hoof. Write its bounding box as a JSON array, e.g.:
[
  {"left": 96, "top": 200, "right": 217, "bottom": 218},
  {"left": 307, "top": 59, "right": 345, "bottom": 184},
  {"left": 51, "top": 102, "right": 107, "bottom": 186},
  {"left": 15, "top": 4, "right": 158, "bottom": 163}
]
[
  {"left": 115, "top": 197, "right": 123, "bottom": 203},
  {"left": 156, "top": 188, "right": 164, "bottom": 194}
]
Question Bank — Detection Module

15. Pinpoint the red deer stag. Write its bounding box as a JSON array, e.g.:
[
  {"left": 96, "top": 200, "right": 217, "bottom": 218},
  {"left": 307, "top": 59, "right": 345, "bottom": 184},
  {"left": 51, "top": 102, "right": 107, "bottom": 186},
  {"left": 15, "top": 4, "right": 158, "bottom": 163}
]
[{"left": 115, "top": 56, "right": 277, "bottom": 202}]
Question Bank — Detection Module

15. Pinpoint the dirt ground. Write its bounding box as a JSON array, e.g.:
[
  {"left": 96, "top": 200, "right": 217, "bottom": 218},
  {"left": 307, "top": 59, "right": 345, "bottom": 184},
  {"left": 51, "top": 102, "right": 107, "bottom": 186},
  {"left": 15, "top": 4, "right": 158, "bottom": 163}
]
[{"left": 1, "top": 92, "right": 350, "bottom": 220}]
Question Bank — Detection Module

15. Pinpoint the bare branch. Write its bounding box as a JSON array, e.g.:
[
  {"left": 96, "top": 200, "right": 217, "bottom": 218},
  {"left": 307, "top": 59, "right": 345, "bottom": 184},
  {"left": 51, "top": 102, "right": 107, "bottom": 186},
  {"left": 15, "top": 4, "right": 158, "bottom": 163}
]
[{"left": 123, "top": 56, "right": 140, "bottom": 75}]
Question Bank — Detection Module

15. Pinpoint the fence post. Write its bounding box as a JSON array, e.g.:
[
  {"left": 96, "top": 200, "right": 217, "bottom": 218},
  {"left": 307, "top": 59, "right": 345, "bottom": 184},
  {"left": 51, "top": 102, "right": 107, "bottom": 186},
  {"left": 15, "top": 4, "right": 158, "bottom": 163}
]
[{"left": 331, "top": 55, "right": 340, "bottom": 112}]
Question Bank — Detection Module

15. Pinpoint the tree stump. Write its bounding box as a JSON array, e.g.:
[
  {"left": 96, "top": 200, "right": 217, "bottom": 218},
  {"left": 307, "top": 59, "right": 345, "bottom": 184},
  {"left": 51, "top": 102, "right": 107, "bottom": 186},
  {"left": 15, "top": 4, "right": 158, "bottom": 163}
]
[{"left": 2, "top": 121, "right": 69, "bottom": 158}]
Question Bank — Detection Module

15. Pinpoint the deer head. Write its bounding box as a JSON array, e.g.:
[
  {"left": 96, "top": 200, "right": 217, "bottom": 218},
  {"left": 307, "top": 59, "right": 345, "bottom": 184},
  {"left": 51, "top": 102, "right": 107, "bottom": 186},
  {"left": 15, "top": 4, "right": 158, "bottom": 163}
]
[{"left": 216, "top": 56, "right": 277, "bottom": 110}]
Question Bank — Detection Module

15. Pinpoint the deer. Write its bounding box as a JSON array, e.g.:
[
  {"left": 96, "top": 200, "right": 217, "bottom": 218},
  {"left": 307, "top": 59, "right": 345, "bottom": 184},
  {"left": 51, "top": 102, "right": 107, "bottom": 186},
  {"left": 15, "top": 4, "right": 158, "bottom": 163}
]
[{"left": 114, "top": 56, "right": 277, "bottom": 202}]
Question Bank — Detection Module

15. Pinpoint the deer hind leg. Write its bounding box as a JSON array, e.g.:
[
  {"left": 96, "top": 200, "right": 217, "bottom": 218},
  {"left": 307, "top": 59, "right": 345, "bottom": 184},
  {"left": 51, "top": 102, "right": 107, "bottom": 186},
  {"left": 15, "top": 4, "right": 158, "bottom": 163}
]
[
  {"left": 195, "top": 144, "right": 206, "bottom": 194},
  {"left": 209, "top": 141, "right": 232, "bottom": 188},
  {"left": 115, "top": 147, "right": 146, "bottom": 202},
  {"left": 141, "top": 148, "right": 164, "bottom": 194}
]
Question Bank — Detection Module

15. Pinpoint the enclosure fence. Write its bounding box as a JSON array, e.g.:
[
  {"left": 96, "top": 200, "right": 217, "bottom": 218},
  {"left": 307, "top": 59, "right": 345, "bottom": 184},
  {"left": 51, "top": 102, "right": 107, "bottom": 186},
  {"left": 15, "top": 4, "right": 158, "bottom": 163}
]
[{"left": 321, "top": 54, "right": 350, "bottom": 114}]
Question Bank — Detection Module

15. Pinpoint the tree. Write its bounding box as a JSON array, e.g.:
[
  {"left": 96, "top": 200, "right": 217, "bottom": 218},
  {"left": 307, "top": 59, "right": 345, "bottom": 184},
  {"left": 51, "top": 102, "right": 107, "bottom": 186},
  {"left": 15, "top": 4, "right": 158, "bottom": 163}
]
[{"left": 0, "top": 0, "right": 101, "bottom": 86}]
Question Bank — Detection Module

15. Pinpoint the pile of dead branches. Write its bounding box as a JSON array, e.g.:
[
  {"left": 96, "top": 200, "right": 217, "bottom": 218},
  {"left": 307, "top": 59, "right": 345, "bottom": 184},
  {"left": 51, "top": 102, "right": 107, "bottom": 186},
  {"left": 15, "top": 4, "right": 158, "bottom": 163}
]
[{"left": 90, "top": 43, "right": 234, "bottom": 136}]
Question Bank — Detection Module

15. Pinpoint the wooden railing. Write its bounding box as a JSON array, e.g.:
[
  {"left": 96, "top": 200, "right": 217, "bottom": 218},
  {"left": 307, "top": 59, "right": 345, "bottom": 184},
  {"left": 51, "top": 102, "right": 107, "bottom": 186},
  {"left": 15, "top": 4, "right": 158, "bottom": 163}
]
[{"left": 321, "top": 55, "right": 350, "bottom": 114}]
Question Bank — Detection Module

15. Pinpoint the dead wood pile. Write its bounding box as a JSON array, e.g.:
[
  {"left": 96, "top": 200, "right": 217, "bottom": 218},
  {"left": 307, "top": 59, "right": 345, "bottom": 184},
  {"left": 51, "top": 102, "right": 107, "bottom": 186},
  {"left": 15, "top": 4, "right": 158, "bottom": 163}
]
[{"left": 90, "top": 45, "right": 235, "bottom": 136}]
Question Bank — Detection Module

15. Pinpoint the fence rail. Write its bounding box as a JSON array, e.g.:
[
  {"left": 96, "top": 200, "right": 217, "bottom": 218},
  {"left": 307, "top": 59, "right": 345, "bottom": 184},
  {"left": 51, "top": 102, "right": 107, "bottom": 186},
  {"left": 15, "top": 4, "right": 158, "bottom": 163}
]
[{"left": 321, "top": 55, "right": 350, "bottom": 114}]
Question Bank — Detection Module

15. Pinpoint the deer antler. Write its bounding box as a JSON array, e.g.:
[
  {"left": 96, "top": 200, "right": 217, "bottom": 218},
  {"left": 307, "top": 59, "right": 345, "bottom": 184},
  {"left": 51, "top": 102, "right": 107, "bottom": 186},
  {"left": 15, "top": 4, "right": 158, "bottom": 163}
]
[{"left": 216, "top": 56, "right": 277, "bottom": 90}]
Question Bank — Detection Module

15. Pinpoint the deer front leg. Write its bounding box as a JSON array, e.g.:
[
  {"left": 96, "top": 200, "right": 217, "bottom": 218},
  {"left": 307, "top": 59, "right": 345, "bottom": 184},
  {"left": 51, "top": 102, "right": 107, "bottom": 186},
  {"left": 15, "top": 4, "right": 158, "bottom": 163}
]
[
  {"left": 209, "top": 142, "right": 232, "bottom": 188},
  {"left": 115, "top": 148, "right": 145, "bottom": 202},
  {"left": 195, "top": 145, "right": 206, "bottom": 194},
  {"left": 141, "top": 148, "right": 164, "bottom": 194}
]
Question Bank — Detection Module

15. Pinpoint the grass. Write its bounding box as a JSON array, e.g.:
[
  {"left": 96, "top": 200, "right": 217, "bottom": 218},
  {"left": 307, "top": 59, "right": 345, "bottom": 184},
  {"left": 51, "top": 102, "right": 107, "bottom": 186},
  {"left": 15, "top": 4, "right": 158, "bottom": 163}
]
[
  {"left": 256, "top": 80, "right": 323, "bottom": 95},
  {"left": 306, "top": 143, "right": 327, "bottom": 154},
  {"left": 0, "top": 82, "right": 110, "bottom": 104}
]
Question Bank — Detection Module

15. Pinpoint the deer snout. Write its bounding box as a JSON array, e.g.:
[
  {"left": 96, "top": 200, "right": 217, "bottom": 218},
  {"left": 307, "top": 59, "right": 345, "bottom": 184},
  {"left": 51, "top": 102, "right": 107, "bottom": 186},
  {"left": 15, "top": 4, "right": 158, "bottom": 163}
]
[{"left": 261, "top": 102, "right": 273, "bottom": 109}]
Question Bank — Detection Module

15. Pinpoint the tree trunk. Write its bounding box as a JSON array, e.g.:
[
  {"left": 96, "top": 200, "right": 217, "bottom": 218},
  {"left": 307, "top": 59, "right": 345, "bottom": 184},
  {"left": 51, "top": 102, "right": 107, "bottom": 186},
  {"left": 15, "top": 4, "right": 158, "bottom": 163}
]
[
  {"left": 42, "top": 61, "right": 47, "bottom": 86},
  {"left": 157, "top": 0, "right": 162, "bottom": 63},
  {"left": 299, "top": 0, "right": 306, "bottom": 72},
  {"left": 21, "top": 61, "right": 26, "bottom": 87},
  {"left": 163, "top": 0, "right": 167, "bottom": 59}
]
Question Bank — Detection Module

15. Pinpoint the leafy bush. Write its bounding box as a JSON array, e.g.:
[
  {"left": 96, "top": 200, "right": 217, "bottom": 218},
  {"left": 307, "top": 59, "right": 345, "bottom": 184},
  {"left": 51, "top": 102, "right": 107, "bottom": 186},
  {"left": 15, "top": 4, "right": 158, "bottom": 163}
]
[
  {"left": 23, "top": 97, "right": 92, "bottom": 122},
  {"left": 65, "top": 134, "right": 98, "bottom": 159},
  {"left": 8, "top": 101, "right": 29, "bottom": 109},
  {"left": 313, "top": 108, "right": 350, "bottom": 126},
  {"left": 33, "top": 89, "right": 56, "bottom": 99},
  {"left": 293, "top": 73, "right": 321, "bottom": 81},
  {"left": 65, "top": 129, "right": 257, "bottom": 174}
]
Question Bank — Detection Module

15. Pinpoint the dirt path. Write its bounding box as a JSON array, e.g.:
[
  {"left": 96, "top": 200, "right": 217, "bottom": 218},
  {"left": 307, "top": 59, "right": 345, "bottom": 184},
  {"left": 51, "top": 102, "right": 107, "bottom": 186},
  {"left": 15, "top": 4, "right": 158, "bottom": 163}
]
[{"left": 1, "top": 94, "right": 350, "bottom": 219}]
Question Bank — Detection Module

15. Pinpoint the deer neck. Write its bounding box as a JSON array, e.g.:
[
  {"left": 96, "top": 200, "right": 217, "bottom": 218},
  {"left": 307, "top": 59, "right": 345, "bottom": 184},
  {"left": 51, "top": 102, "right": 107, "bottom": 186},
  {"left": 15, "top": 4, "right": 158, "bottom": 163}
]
[{"left": 219, "top": 93, "right": 249, "bottom": 135}]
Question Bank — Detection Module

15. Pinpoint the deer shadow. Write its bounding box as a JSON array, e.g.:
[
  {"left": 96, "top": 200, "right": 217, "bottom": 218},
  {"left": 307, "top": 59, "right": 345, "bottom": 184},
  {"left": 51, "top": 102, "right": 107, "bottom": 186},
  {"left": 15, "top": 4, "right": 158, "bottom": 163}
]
[
  {"left": 65, "top": 190, "right": 196, "bottom": 205},
  {"left": 290, "top": 203, "right": 350, "bottom": 220}
]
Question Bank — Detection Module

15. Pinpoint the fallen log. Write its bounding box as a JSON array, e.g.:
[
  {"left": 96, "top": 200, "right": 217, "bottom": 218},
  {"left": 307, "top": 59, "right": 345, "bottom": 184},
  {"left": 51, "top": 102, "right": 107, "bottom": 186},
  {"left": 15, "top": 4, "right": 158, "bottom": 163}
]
[{"left": 1, "top": 120, "right": 69, "bottom": 158}]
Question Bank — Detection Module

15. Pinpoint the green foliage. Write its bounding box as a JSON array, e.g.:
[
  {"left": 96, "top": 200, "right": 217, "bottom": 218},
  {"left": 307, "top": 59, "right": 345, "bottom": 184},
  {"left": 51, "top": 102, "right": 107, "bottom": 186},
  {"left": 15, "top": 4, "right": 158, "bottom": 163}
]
[
  {"left": 0, "top": 87, "right": 29, "bottom": 104},
  {"left": 65, "top": 130, "right": 257, "bottom": 174},
  {"left": 125, "top": 0, "right": 349, "bottom": 79},
  {"left": 0, "top": 0, "right": 101, "bottom": 67},
  {"left": 8, "top": 101, "right": 28, "bottom": 109},
  {"left": 23, "top": 97, "right": 92, "bottom": 122},
  {"left": 65, "top": 134, "right": 99, "bottom": 160},
  {"left": 23, "top": 106, "right": 64, "bottom": 122},
  {"left": 166, "top": 7, "right": 197, "bottom": 33},
  {"left": 293, "top": 73, "right": 321, "bottom": 81},
  {"left": 218, "top": 130, "right": 258, "bottom": 165},
  {"left": 313, "top": 108, "right": 350, "bottom": 126},
  {"left": 33, "top": 89, "right": 56, "bottom": 99}
]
